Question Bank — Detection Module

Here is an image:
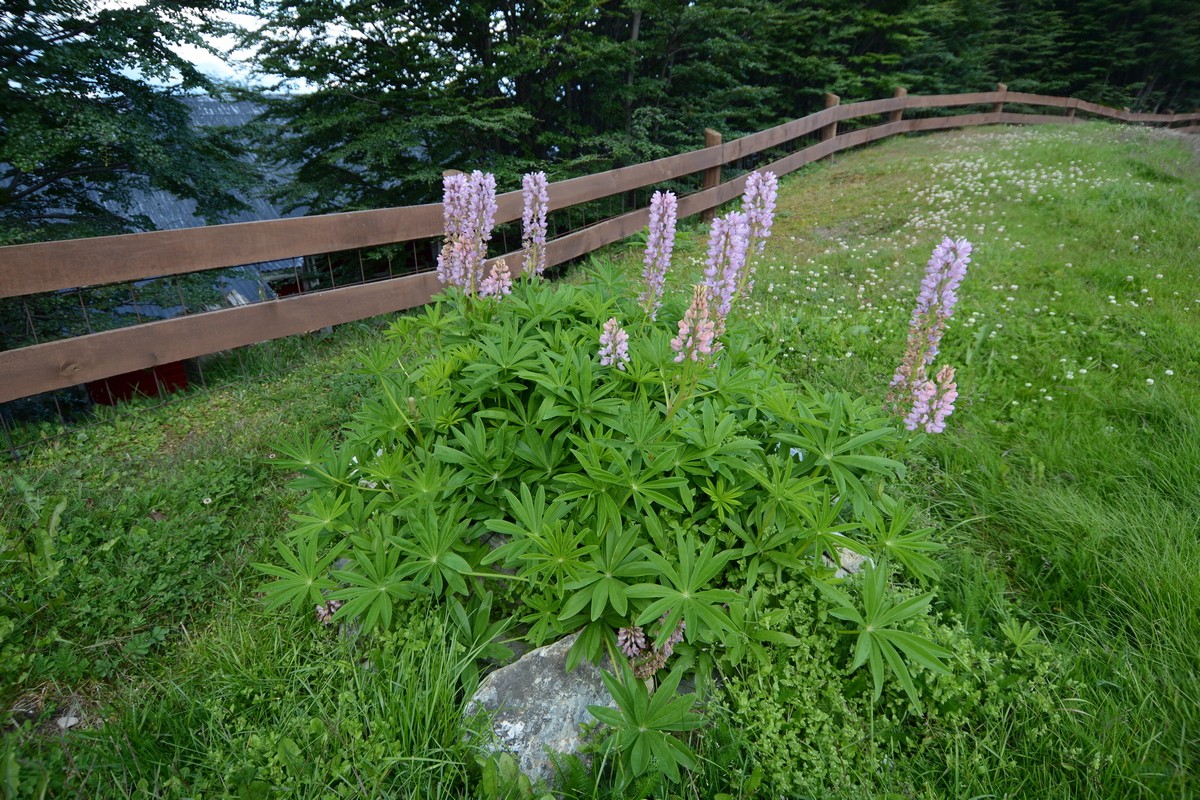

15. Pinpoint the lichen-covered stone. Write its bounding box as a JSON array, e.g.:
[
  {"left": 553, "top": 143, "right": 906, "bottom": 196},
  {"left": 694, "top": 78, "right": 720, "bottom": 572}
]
[{"left": 466, "top": 632, "right": 616, "bottom": 788}]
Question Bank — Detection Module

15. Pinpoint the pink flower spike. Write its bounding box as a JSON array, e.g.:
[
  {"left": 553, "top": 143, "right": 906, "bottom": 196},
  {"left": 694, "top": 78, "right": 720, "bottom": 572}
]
[
  {"left": 671, "top": 285, "right": 719, "bottom": 364},
  {"left": 479, "top": 261, "right": 513, "bottom": 298}
]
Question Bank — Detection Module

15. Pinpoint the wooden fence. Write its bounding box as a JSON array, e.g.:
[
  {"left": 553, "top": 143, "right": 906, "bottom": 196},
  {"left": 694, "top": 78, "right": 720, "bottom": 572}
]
[{"left": 2, "top": 87, "right": 1198, "bottom": 404}]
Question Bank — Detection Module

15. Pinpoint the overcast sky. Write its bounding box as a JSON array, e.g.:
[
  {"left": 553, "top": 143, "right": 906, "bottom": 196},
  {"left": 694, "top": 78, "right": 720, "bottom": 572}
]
[{"left": 168, "top": 12, "right": 313, "bottom": 92}]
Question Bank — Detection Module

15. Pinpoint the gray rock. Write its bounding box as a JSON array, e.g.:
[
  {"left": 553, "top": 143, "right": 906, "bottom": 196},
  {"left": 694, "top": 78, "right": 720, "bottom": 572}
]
[
  {"left": 823, "top": 546, "right": 872, "bottom": 578},
  {"left": 466, "top": 631, "right": 617, "bottom": 788}
]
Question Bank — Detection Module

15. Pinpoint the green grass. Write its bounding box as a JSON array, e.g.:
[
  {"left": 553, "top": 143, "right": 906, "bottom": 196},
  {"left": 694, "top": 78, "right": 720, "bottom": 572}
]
[{"left": 4, "top": 121, "right": 1200, "bottom": 798}]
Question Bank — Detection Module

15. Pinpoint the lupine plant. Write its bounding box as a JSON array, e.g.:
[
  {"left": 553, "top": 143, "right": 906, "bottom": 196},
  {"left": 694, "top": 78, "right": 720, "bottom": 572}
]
[
  {"left": 889, "top": 236, "right": 972, "bottom": 432},
  {"left": 260, "top": 169, "right": 967, "bottom": 791}
]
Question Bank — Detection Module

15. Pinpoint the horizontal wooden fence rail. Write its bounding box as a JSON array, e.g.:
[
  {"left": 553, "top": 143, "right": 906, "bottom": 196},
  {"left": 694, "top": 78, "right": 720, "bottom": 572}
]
[{"left": 2, "top": 88, "right": 1197, "bottom": 403}]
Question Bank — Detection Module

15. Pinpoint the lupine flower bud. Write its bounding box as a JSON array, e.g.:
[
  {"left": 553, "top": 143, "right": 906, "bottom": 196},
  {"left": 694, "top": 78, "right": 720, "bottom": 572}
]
[
  {"left": 638, "top": 191, "right": 677, "bottom": 319},
  {"left": 617, "top": 625, "right": 648, "bottom": 658},
  {"left": 522, "top": 171, "right": 549, "bottom": 276},
  {"left": 314, "top": 599, "right": 343, "bottom": 625}
]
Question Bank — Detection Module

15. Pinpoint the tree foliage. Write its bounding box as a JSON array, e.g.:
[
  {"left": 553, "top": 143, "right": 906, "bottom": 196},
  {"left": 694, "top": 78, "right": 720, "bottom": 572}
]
[
  {"left": 245, "top": 0, "right": 1200, "bottom": 216},
  {"left": 0, "top": 0, "right": 257, "bottom": 243}
]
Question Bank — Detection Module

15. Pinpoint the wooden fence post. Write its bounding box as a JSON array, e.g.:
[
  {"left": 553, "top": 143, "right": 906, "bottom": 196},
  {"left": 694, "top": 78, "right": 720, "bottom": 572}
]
[
  {"left": 822, "top": 93, "right": 840, "bottom": 141},
  {"left": 889, "top": 87, "right": 907, "bottom": 124},
  {"left": 701, "top": 127, "right": 722, "bottom": 223},
  {"left": 992, "top": 83, "right": 1007, "bottom": 116},
  {"left": 1066, "top": 101, "right": 1077, "bottom": 121}
]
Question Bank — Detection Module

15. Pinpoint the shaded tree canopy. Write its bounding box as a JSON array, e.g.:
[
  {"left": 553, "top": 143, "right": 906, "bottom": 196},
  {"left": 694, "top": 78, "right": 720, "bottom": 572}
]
[{"left": 0, "top": 0, "right": 258, "bottom": 244}]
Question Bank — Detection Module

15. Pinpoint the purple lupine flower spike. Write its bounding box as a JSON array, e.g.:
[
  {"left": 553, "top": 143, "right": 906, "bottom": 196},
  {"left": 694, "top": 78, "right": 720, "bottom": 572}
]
[
  {"left": 522, "top": 171, "right": 549, "bottom": 276},
  {"left": 437, "top": 174, "right": 471, "bottom": 288},
  {"left": 744, "top": 171, "right": 778, "bottom": 255},
  {"left": 891, "top": 237, "right": 972, "bottom": 433},
  {"left": 702, "top": 211, "right": 751, "bottom": 333},
  {"left": 437, "top": 171, "right": 499, "bottom": 295},
  {"left": 598, "top": 317, "right": 631, "bottom": 369},
  {"left": 638, "top": 190, "right": 677, "bottom": 319}
]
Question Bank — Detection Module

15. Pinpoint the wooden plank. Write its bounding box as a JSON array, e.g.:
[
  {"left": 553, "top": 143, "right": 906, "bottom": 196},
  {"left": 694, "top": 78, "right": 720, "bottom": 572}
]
[
  {"left": 0, "top": 147, "right": 724, "bottom": 299},
  {"left": 836, "top": 96, "right": 909, "bottom": 121},
  {"left": 902, "top": 91, "right": 1003, "bottom": 109},
  {"left": 1003, "top": 91, "right": 1071, "bottom": 108},
  {"left": 544, "top": 146, "right": 721, "bottom": 211},
  {"left": 722, "top": 106, "right": 840, "bottom": 161},
  {"left": 1073, "top": 99, "right": 1120, "bottom": 118},
  {"left": 0, "top": 271, "right": 445, "bottom": 402},
  {"left": 1, "top": 204, "right": 444, "bottom": 300}
]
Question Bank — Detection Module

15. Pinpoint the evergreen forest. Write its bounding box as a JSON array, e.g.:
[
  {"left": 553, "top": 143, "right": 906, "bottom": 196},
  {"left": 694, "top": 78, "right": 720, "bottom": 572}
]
[{"left": 2, "top": 0, "right": 1200, "bottom": 241}]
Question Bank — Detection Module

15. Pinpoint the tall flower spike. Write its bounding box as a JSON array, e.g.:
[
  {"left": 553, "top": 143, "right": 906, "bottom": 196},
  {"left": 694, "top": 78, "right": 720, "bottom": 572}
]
[
  {"left": 638, "top": 190, "right": 677, "bottom": 320},
  {"left": 744, "top": 171, "right": 778, "bottom": 255},
  {"left": 891, "top": 237, "right": 972, "bottom": 433},
  {"left": 671, "top": 285, "right": 719, "bottom": 364},
  {"left": 437, "top": 173, "right": 471, "bottom": 289},
  {"left": 598, "top": 317, "right": 631, "bottom": 370},
  {"left": 522, "top": 171, "right": 549, "bottom": 276},
  {"left": 465, "top": 170, "right": 498, "bottom": 293},
  {"left": 702, "top": 211, "right": 751, "bottom": 332},
  {"left": 437, "top": 171, "right": 498, "bottom": 294}
]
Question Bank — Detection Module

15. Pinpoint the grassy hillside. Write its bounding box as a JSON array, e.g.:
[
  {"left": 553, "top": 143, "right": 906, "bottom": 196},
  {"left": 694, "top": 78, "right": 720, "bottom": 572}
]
[{"left": 3, "top": 121, "right": 1198, "bottom": 798}]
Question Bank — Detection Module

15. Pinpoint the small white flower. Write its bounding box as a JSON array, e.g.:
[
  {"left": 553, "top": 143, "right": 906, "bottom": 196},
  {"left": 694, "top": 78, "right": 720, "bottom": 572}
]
[
  {"left": 202, "top": 497, "right": 213, "bottom": 505},
  {"left": 1146, "top": 378, "right": 1155, "bottom": 385},
  {"left": 1166, "top": 369, "right": 1175, "bottom": 376}
]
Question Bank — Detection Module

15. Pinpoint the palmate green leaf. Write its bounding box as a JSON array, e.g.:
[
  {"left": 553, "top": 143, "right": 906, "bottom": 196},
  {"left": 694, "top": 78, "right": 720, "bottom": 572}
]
[
  {"left": 862, "top": 497, "right": 944, "bottom": 584},
  {"left": 627, "top": 530, "right": 742, "bottom": 646},
  {"left": 561, "top": 521, "right": 654, "bottom": 621},
  {"left": 286, "top": 490, "right": 354, "bottom": 540},
  {"left": 815, "top": 563, "right": 953, "bottom": 712},
  {"left": 590, "top": 661, "right": 701, "bottom": 789},
  {"left": 395, "top": 503, "right": 482, "bottom": 596},
  {"left": 253, "top": 533, "right": 346, "bottom": 613}
]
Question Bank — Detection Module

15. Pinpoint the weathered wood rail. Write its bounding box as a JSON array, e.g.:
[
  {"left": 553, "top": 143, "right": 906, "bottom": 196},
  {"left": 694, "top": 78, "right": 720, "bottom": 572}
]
[{"left": 2, "top": 88, "right": 1197, "bottom": 403}]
